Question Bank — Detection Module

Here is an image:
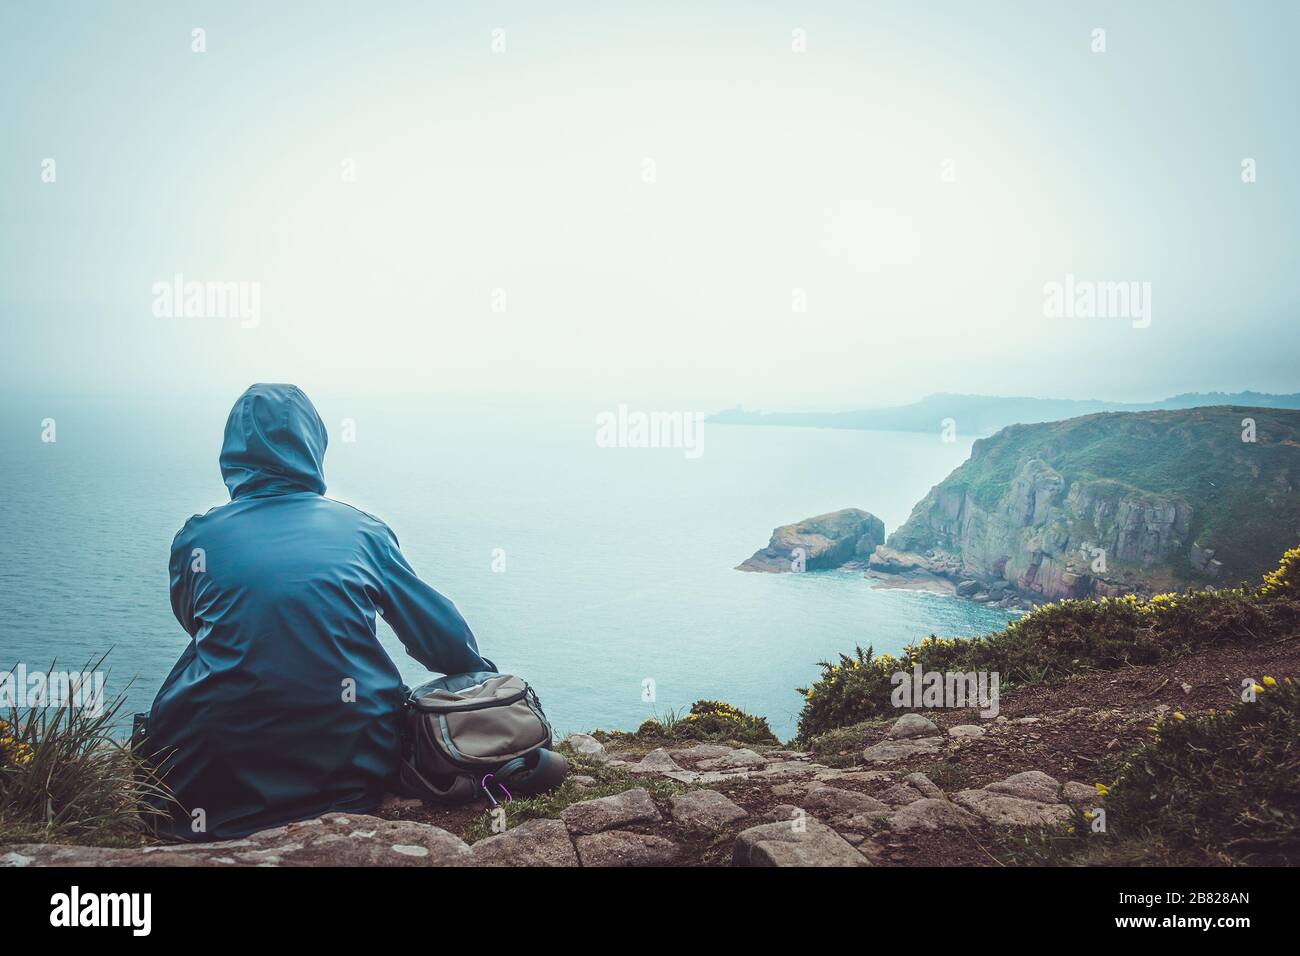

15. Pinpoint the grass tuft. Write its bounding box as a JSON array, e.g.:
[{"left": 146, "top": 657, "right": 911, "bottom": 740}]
[{"left": 0, "top": 660, "right": 177, "bottom": 847}]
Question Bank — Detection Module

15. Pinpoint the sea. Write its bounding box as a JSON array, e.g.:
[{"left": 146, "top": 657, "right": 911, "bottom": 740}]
[{"left": 0, "top": 394, "right": 1014, "bottom": 742}]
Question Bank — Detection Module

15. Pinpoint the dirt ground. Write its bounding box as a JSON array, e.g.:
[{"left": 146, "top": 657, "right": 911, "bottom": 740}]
[{"left": 376, "top": 634, "right": 1299, "bottom": 866}]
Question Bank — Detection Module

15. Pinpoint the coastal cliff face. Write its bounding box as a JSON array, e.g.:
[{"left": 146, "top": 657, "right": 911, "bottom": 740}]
[
  {"left": 738, "top": 508, "right": 885, "bottom": 573},
  {"left": 878, "top": 407, "right": 1300, "bottom": 602}
]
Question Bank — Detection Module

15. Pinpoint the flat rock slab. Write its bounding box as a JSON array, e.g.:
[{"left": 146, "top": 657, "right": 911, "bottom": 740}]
[
  {"left": 801, "top": 785, "right": 890, "bottom": 827},
  {"left": 952, "top": 790, "right": 1073, "bottom": 827},
  {"left": 752, "top": 760, "right": 819, "bottom": 779},
  {"left": 661, "top": 770, "right": 701, "bottom": 784},
  {"left": 732, "top": 819, "right": 869, "bottom": 867},
  {"left": 985, "top": 771, "right": 1062, "bottom": 803},
  {"left": 560, "top": 788, "right": 662, "bottom": 835},
  {"left": 669, "top": 790, "right": 748, "bottom": 829},
  {"left": 628, "top": 747, "right": 684, "bottom": 775},
  {"left": 886, "top": 798, "right": 979, "bottom": 833},
  {"left": 0, "top": 814, "right": 472, "bottom": 868},
  {"left": 818, "top": 769, "right": 895, "bottom": 784},
  {"left": 670, "top": 743, "right": 735, "bottom": 760},
  {"left": 575, "top": 830, "right": 681, "bottom": 867},
  {"left": 697, "top": 748, "right": 766, "bottom": 770},
  {"left": 471, "top": 819, "right": 578, "bottom": 867},
  {"left": 948, "top": 724, "right": 987, "bottom": 738},
  {"left": 888, "top": 713, "right": 939, "bottom": 739},
  {"left": 862, "top": 737, "right": 941, "bottom": 763},
  {"left": 694, "top": 770, "right": 751, "bottom": 784}
]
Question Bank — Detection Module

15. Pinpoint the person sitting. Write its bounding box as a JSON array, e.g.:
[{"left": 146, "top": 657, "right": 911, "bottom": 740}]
[{"left": 144, "top": 383, "right": 492, "bottom": 840}]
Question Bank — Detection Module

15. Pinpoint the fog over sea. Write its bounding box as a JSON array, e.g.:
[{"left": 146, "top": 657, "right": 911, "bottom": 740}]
[{"left": 0, "top": 395, "right": 1015, "bottom": 741}]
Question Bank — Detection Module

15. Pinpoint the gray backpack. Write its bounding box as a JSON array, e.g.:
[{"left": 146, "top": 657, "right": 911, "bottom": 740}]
[{"left": 399, "top": 671, "right": 567, "bottom": 805}]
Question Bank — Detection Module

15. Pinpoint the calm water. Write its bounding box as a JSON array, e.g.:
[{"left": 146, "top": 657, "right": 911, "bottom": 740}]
[{"left": 0, "top": 394, "right": 1013, "bottom": 741}]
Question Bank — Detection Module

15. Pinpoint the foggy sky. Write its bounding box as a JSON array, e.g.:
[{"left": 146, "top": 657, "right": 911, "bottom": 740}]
[{"left": 2, "top": 1, "right": 1297, "bottom": 412}]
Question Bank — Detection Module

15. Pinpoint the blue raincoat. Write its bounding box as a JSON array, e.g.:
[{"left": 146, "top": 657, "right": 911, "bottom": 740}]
[{"left": 147, "top": 384, "right": 492, "bottom": 839}]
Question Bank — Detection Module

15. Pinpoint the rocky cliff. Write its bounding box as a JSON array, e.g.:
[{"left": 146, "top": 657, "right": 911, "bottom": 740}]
[
  {"left": 875, "top": 407, "right": 1300, "bottom": 602},
  {"left": 737, "top": 508, "right": 885, "bottom": 573}
]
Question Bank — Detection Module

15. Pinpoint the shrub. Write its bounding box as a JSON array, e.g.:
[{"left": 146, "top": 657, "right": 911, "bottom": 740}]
[
  {"left": 1259, "top": 545, "right": 1300, "bottom": 600},
  {"left": 615, "top": 700, "right": 779, "bottom": 746},
  {"left": 796, "top": 545, "right": 1300, "bottom": 742},
  {"left": 1041, "top": 676, "right": 1300, "bottom": 866}
]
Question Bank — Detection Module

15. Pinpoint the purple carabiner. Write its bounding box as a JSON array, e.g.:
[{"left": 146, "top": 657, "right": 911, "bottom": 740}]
[{"left": 480, "top": 772, "right": 513, "bottom": 805}]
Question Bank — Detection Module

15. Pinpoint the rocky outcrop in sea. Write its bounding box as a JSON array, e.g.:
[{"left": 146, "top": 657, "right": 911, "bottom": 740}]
[{"left": 736, "top": 508, "right": 885, "bottom": 573}]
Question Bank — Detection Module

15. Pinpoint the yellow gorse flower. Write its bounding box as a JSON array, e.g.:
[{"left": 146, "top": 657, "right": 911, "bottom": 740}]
[{"left": 0, "top": 719, "right": 35, "bottom": 768}]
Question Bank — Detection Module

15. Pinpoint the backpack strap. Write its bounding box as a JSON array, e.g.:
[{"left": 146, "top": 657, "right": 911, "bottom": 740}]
[{"left": 399, "top": 753, "right": 480, "bottom": 805}]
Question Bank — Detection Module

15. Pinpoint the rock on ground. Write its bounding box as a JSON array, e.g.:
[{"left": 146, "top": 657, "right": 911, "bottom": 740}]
[
  {"left": 471, "top": 819, "right": 578, "bottom": 867},
  {"left": 951, "top": 790, "right": 1073, "bottom": 827},
  {"left": 574, "top": 830, "right": 681, "bottom": 867},
  {"left": 879, "top": 772, "right": 944, "bottom": 806},
  {"left": 559, "top": 788, "right": 661, "bottom": 835},
  {"left": 763, "top": 804, "right": 809, "bottom": 824},
  {"left": 985, "top": 771, "right": 1062, "bottom": 803},
  {"left": 732, "top": 818, "right": 870, "bottom": 867},
  {"left": 697, "top": 747, "right": 766, "bottom": 770},
  {"left": 819, "top": 769, "right": 895, "bottom": 784},
  {"left": 800, "top": 785, "right": 890, "bottom": 827},
  {"left": 0, "top": 814, "right": 472, "bottom": 868},
  {"left": 628, "top": 747, "right": 684, "bottom": 775},
  {"left": 886, "top": 798, "right": 979, "bottom": 833},
  {"left": 862, "top": 737, "right": 941, "bottom": 763},
  {"left": 562, "top": 733, "right": 609, "bottom": 762},
  {"left": 1062, "top": 781, "right": 1099, "bottom": 809},
  {"left": 670, "top": 743, "right": 734, "bottom": 760},
  {"left": 948, "top": 724, "right": 987, "bottom": 738},
  {"left": 764, "top": 750, "right": 812, "bottom": 761},
  {"left": 753, "top": 760, "right": 820, "bottom": 780},
  {"left": 888, "top": 713, "right": 940, "bottom": 739},
  {"left": 669, "top": 790, "right": 748, "bottom": 829}
]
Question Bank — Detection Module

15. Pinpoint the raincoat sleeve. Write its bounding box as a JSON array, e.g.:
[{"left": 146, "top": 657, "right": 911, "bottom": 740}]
[
  {"left": 374, "top": 533, "right": 495, "bottom": 676},
  {"left": 168, "top": 520, "right": 199, "bottom": 637}
]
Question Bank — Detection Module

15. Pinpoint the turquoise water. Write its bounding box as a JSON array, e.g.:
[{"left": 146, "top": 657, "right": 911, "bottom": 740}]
[{"left": 0, "top": 395, "right": 1014, "bottom": 741}]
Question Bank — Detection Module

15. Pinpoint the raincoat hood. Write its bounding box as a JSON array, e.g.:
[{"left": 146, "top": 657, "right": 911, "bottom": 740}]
[{"left": 219, "top": 384, "right": 328, "bottom": 499}]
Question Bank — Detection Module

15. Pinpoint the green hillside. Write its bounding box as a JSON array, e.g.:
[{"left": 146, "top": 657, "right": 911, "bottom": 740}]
[{"left": 945, "top": 407, "right": 1300, "bottom": 583}]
